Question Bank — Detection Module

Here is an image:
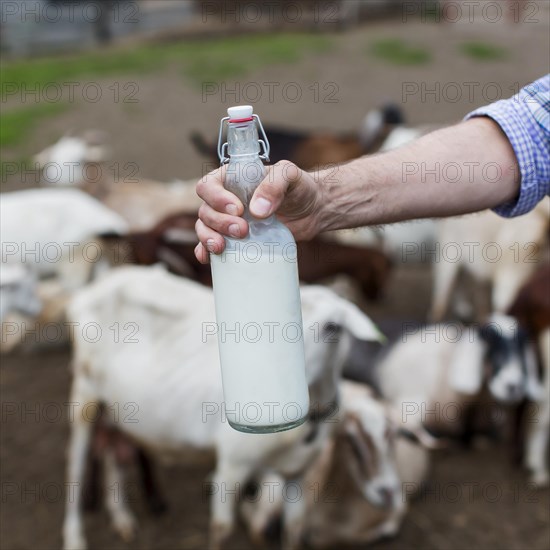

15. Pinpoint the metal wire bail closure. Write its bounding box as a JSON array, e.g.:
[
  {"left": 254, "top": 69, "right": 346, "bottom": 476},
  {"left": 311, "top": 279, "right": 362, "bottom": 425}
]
[
  {"left": 254, "top": 114, "right": 271, "bottom": 163},
  {"left": 217, "top": 116, "right": 230, "bottom": 165},
  {"left": 217, "top": 114, "right": 270, "bottom": 165}
]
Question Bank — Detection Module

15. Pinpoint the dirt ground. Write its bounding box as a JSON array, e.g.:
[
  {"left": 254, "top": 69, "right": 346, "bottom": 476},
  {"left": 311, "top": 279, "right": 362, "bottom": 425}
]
[{"left": 2, "top": 11, "right": 550, "bottom": 550}]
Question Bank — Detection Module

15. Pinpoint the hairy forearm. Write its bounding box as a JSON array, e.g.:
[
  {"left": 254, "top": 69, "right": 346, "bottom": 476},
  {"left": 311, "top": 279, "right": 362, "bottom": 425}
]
[{"left": 318, "top": 117, "right": 521, "bottom": 231}]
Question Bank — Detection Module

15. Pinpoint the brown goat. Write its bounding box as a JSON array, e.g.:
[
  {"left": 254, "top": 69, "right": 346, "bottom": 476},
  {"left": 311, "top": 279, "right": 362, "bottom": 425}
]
[
  {"left": 508, "top": 265, "right": 550, "bottom": 337},
  {"left": 297, "top": 238, "right": 392, "bottom": 301},
  {"left": 103, "top": 211, "right": 392, "bottom": 301},
  {"left": 507, "top": 265, "right": 550, "bottom": 485}
]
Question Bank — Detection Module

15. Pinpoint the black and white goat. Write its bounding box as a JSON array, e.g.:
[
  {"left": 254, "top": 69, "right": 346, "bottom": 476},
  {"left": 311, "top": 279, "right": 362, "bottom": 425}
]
[{"left": 378, "top": 314, "right": 544, "bottom": 442}]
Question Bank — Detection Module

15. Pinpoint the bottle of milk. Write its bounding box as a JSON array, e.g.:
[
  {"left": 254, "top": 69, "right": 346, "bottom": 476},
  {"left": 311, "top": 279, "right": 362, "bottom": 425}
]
[{"left": 210, "top": 105, "right": 310, "bottom": 434}]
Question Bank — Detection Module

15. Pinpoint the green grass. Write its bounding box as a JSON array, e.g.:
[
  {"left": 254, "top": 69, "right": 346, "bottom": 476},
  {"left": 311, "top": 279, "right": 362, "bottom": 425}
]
[
  {"left": 0, "top": 102, "right": 67, "bottom": 147},
  {"left": 1, "top": 33, "right": 333, "bottom": 99},
  {"left": 370, "top": 39, "right": 431, "bottom": 65},
  {"left": 460, "top": 42, "right": 508, "bottom": 61},
  {"left": 0, "top": 33, "right": 332, "bottom": 180}
]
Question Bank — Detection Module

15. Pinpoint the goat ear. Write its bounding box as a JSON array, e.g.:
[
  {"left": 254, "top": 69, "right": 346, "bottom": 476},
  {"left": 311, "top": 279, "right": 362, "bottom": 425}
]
[
  {"left": 524, "top": 342, "right": 545, "bottom": 401},
  {"left": 341, "top": 300, "right": 385, "bottom": 342},
  {"left": 448, "top": 333, "right": 484, "bottom": 395}
]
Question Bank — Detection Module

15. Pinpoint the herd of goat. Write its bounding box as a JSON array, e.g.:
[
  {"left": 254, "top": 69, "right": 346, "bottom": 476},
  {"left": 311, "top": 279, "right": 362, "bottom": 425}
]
[{"left": 1, "top": 106, "right": 549, "bottom": 550}]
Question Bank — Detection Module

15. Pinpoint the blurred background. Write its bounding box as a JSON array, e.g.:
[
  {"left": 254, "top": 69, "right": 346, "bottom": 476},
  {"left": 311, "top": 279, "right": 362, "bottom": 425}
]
[{"left": 1, "top": 1, "right": 549, "bottom": 549}]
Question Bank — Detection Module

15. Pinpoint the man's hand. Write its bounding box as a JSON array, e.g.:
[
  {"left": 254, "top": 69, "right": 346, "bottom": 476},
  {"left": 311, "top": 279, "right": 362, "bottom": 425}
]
[{"left": 194, "top": 160, "right": 324, "bottom": 263}]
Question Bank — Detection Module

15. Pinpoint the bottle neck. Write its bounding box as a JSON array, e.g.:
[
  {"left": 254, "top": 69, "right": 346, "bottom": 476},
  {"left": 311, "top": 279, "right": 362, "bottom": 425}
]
[
  {"left": 227, "top": 120, "right": 260, "bottom": 157},
  {"left": 226, "top": 120, "right": 265, "bottom": 213}
]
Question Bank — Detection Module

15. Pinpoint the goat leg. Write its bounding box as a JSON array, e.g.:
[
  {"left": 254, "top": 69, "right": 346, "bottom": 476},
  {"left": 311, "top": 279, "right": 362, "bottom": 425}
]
[
  {"left": 511, "top": 399, "right": 528, "bottom": 465},
  {"left": 82, "top": 452, "right": 102, "bottom": 511},
  {"left": 136, "top": 448, "right": 168, "bottom": 515},
  {"left": 63, "top": 399, "right": 95, "bottom": 550}
]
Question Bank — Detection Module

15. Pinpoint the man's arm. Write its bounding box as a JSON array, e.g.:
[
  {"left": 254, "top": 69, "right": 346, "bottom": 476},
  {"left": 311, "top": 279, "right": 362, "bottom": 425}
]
[{"left": 318, "top": 117, "right": 521, "bottom": 232}]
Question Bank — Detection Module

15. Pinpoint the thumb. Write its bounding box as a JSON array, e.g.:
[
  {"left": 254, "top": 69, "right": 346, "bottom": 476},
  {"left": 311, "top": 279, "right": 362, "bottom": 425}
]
[{"left": 249, "top": 161, "right": 298, "bottom": 218}]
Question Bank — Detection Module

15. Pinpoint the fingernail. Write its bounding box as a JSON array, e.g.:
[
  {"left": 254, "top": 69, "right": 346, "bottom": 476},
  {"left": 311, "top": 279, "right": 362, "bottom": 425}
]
[
  {"left": 226, "top": 203, "right": 238, "bottom": 216},
  {"left": 251, "top": 197, "right": 271, "bottom": 217},
  {"left": 228, "top": 224, "right": 241, "bottom": 237},
  {"left": 206, "top": 239, "right": 216, "bottom": 253}
]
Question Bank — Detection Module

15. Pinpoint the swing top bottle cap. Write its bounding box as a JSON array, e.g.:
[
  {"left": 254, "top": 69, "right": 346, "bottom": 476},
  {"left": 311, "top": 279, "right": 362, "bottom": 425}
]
[{"left": 228, "top": 105, "right": 254, "bottom": 122}]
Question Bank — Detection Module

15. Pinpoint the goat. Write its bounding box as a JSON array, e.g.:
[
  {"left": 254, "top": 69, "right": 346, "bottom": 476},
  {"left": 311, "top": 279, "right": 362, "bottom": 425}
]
[
  {"left": 508, "top": 265, "right": 550, "bottom": 486},
  {"left": 329, "top": 219, "right": 437, "bottom": 263},
  {"left": 33, "top": 131, "right": 108, "bottom": 186},
  {"left": 101, "top": 211, "right": 393, "bottom": 301},
  {"left": 429, "top": 198, "right": 549, "bottom": 322},
  {"left": 1, "top": 188, "right": 128, "bottom": 351},
  {"left": 191, "top": 103, "right": 406, "bottom": 170},
  {"left": 297, "top": 238, "right": 392, "bottom": 301},
  {"left": 1, "top": 188, "right": 127, "bottom": 290},
  {"left": 100, "top": 211, "right": 209, "bottom": 282},
  {"left": 1, "top": 278, "right": 76, "bottom": 353},
  {"left": 0, "top": 263, "right": 41, "bottom": 322},
  {"left": 34, "top": 134, "right": 202, "bottom": 231},
  {"left": 62, "top": 265, "right": 383, "bottom": 550},
  {"left": 239, "top": 380, "right": 406, "bottom": 548},
  {"left": 378, "top": 315, "right": 544, "bottom": 471},
  {"left": 89, "top": 178, "right": 203, "bottom": 232}
]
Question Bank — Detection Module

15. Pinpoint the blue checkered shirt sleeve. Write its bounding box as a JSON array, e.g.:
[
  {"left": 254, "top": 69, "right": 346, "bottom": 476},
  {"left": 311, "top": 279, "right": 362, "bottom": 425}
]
[{"left": 465, "top": 74, "right": 550, "bottom": 217}]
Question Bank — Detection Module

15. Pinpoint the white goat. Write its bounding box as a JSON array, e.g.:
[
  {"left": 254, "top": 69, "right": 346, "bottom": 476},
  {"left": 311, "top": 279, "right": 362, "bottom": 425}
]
[
  {"left": 328, "top": 220, "right": 437, "bottom": 263},
  {"left": 1, "top": 188, "right": 128, "bottom": 350},
  {"left": 1, "top": 278, "right": 73, "bottom": 353},
  {"left": 33, "top": 131, "right": 108, "bottom": 186},
  {"left": 1, "top": 188, "right": 128, "bottom": 290},
  {"left": 35, "top": 134, "right": 202, "bottom": 231},
  {"left": 430, "top": 198, "right": 549, "bottom": 321},
  {"left": 240, "top": 379, "right": 406, "bottom": 548},
  {"left": 0, "top": 263, "right": 41, "bottom": 322},
  {"left": 62, "top": 265, "right": 382, "bottom": 550}
]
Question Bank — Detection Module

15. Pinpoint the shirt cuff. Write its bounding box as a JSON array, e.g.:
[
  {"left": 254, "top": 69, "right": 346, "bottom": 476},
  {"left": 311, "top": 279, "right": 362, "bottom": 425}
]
[{"left": 465, "top": 105, "right": 538, "bottom": 218}]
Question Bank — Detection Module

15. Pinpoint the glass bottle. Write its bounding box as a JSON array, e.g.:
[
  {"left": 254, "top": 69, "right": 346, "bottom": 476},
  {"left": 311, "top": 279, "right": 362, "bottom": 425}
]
[{"left": 210, "top": 105, "right": 309, "bottom": 433}]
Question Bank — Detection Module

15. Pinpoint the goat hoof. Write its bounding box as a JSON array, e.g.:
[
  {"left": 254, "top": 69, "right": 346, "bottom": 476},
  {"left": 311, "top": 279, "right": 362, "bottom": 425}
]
[
  {"left": 63, "top": 534, "right": 87, "bottom": 550},
  {"left": 112, "top": 510, "right": 137, "bottom": 541},
  {"left": 63, "top": 522, "right": 87, "bottom": 550},
  {"left": 63, "top": 541, "right": 87, "bottom": 550}
]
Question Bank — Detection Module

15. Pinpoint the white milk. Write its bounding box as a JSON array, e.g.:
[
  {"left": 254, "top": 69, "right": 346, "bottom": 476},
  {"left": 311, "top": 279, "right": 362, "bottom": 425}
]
[{"left": 211, "top": 250, "right": 310, "bottom": 431}]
